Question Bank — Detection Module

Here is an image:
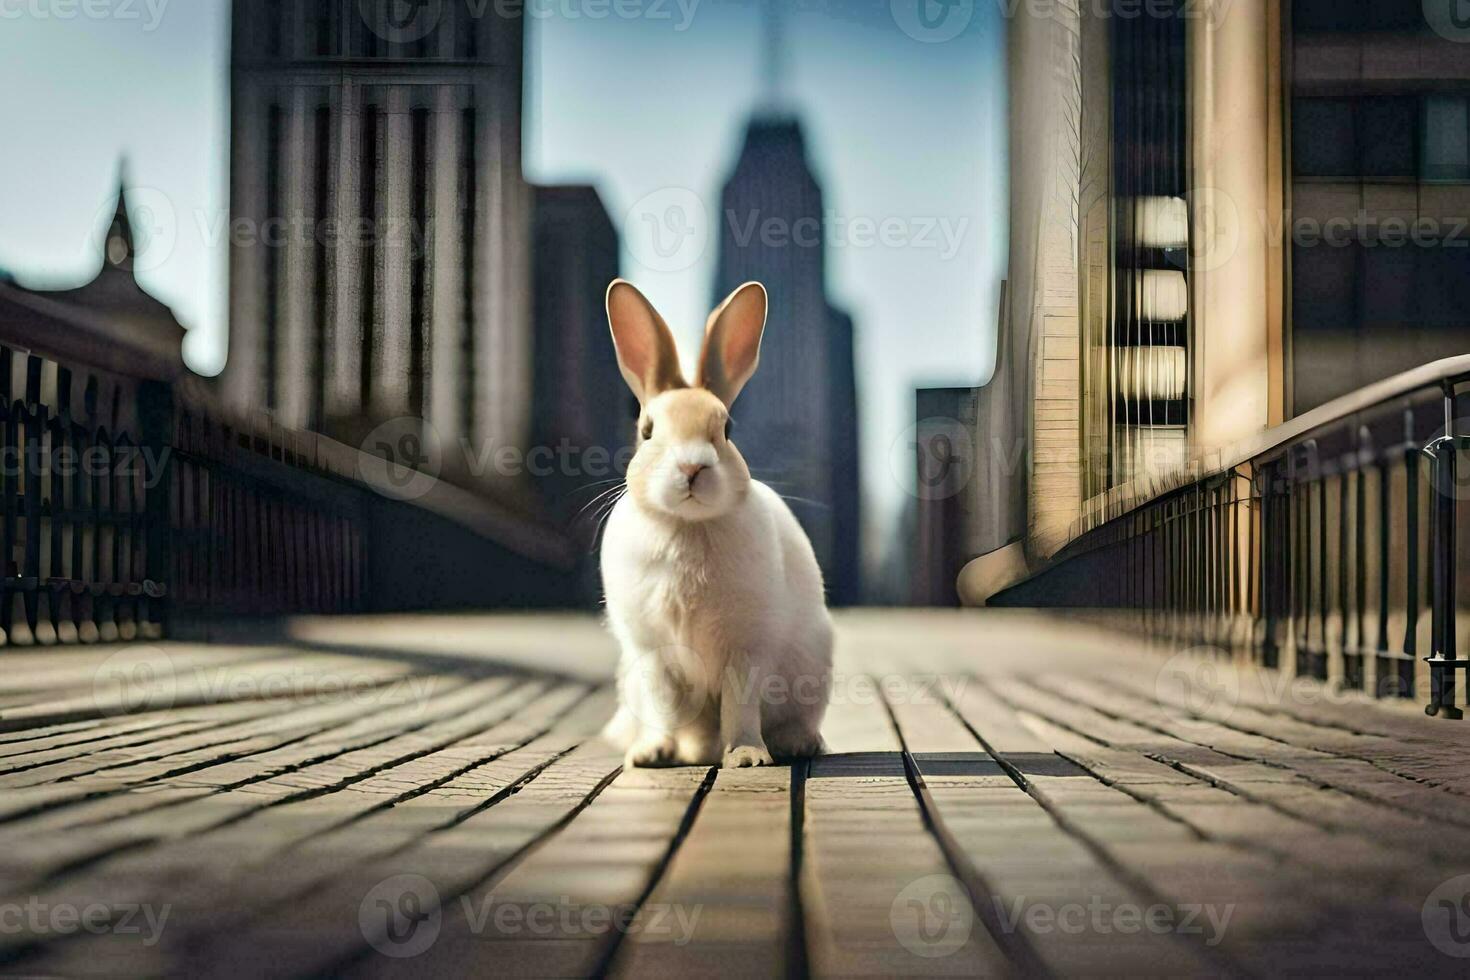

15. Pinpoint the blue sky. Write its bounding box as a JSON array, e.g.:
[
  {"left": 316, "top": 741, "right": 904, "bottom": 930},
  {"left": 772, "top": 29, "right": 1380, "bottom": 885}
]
[{"left": 0, "top": 0, "right": 1007, "bottom": 570}]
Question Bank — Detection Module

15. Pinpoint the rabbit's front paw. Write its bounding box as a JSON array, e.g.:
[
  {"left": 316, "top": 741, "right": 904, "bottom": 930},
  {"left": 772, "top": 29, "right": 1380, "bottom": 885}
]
[
  {"left": 722, "top": 744, "right": 774, "bottom": 768},
  {"left": 626, "top": 736, "right": 680, "bottom": 768}
]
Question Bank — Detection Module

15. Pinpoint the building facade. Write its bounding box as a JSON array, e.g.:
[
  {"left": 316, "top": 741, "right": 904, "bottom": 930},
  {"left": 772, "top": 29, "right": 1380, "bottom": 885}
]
[
  {"left": 965, "top": 0, "right": 1470, "bottom": 598},
  {"left": 910, "top": 387, "right": 980, "bottom": 606},
  {"left": 529, "top": 185, "right": 627, "bottom": 527},
  {"left": 224, "top": 0, "right": 531, "bottom": 462},
  {"left": 712, "top": 116, "right": 862, "bottom": 605},
  {"left": 1289, "top": 1, "right": 1470, "bottom": 413}
]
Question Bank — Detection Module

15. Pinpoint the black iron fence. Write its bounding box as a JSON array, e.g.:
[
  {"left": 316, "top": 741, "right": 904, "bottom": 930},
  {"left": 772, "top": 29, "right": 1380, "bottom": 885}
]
[
  {"left": 994, "top": 358, "right": 1470, "bottom": 719},
  {"left": 0, "top": 345, "right": 164, "bottom": 645},
  {"left": 0, "top": 340, "right": 374, "bottom": 646},
  {"left": 167, "top": 399, "right": 369, "bottom": 621}
]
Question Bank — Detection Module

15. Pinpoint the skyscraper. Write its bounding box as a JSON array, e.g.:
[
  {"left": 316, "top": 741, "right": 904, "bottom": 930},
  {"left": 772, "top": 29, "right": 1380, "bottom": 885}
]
[
  {"left": 712, "top": 117, "right": 862, "bottom": 603},
  {"left": 530, "top": 185, "right": 628, "bottom": 527},
  {"left": 224, "top": 1, "right": 531, "bottom": 462}
]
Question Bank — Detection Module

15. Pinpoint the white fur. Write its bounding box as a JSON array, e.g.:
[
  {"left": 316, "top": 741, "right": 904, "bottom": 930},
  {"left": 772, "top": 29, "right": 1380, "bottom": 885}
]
[
  {"left": 601, "top": 480, "right": 833, "bottom": 768},
  {"left": 598, "top": 278, "right": 832, "bottom": 768}
]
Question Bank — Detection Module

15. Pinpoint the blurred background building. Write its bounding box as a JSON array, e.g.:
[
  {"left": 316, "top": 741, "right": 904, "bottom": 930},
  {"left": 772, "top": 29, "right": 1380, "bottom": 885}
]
[
  {"left": 712, "top": 115, "right": 862, "bottom": 605},
  {"left": 0, "top": 0, "right": 1013, "bottom": 612},
  {"left": 530, "top": 184, "right": 628, "bottom": 529},
  {"left": 958, "top": 0, "right": 1470, "bottom": 604},
  {"left": 1289, "top": 1, "right": 1470, "bottom": 413},
  {"left": 223, "top": 0, "right": 532, "bottom": 467}
]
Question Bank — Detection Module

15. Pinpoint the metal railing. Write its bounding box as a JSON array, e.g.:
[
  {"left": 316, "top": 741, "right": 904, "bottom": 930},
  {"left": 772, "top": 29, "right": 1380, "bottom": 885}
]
[
  {"left": 166, "top": 397, "right": 370, "bottom": 621},
  {"left": 993, "top": 357, "right": 1470, "bottom": 719},
  {"left": 0, "top": 339, "right": 374, "bottom": 646}
]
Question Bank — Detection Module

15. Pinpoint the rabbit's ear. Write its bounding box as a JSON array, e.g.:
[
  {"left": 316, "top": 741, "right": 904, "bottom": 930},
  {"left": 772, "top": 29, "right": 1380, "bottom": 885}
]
[
  {"left": 697, "top": 282, "right": 767, "bottom": 408},
  {"left": 606, "top": 280, "right": 685, "bottom": 404}
]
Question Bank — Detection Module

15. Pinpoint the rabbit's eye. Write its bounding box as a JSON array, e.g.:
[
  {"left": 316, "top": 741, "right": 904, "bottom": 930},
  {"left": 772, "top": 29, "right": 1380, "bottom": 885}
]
[
  {"left": 640, "top": 419, "right": 653, "bottom": 441},
  {"left": 723, "top": 418, "right": 733, "bottom": 441}
]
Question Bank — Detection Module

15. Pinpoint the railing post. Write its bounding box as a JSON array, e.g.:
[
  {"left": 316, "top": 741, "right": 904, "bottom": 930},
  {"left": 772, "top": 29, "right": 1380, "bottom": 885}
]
[
  {"left": 137, "top": 379, "right": 174, "bottom": 638},
  {"left": 1422, "top": 384, "right": 1458, "bottom": 719},
  {"left": 1426, "top": 381, "right": 1463, "bottom": 719}
]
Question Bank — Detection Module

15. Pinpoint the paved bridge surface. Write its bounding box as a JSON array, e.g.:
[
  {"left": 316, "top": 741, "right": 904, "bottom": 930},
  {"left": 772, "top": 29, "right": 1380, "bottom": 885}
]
[{"left": 0, "top": 610, "right": 1465, "bottom": 977}]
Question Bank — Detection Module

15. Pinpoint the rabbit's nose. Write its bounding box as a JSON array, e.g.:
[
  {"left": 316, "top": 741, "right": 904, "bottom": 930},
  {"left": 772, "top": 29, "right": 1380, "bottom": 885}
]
[{"left": 679, "top": 463, "right": 707, "bottom": 483}]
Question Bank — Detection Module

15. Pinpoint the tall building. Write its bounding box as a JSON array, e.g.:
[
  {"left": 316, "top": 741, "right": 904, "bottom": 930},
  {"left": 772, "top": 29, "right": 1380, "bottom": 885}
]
[
  {"left": 962, "top": 0, "right": 1470, "bottom": 596},
  {"left": 826, "top": 307, "right": 861, "bottom": 605},
  {"left": 910, "top": 387, "right": 979, "bottom": 607},
  {"left": 1289, "top": 1, "right": 1470, "bottom": 413},
  {"left": 530, "top": 185, "right": 628, "bottom": 526},
  {"left": 711, "top": 116, "right": 862, "bottom": 604},
  {"left": 224, "top": 0, "right": 531, "bottom": 461}
]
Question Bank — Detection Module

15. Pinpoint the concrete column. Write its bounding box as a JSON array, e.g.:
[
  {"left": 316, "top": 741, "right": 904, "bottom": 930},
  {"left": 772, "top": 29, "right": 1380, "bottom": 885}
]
[
  {"left": 279, "top": 87, "right": 312, "bottom": 429},
  {"left": 1190, "top": 0, "right": 1272, "bottom": 453},
  {"left": 375, "top": 86, "right": 413, "bottom": 419},
  {"left": 429, "top": 88, "right": 464, "bottom": 444},
  {"left": 329, "top": 79, "right": 363, "bottom": 422},
  {"left": 225, "top": 83, "right": 268, "bottom": 414},
  {"left": 473, "top": 89, "right": 502, "bottom": 451}
]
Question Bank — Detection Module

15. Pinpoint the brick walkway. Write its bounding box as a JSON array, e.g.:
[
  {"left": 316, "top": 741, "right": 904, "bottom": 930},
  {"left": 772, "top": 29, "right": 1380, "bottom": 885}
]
[{"left": 0, "top": 611, "right": 1465, "bottom": 977}]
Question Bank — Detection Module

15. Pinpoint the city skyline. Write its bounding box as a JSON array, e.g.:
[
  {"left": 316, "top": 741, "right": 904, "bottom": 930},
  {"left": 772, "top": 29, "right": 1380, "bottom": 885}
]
[{"left": 0, "top": 0, "right": 1008, "bottom": 583}]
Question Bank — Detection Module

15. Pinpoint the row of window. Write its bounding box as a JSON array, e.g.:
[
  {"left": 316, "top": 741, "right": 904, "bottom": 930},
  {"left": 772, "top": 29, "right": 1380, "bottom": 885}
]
[
  {"left": 1293, "top": 0, "right": 1443, "bottom": 34},
  {"left": 241, "top": 0, "right": 491, "bottom": 61},
  {"left": 1295, "top": 95, "right": 1470, "bottom": 181}
]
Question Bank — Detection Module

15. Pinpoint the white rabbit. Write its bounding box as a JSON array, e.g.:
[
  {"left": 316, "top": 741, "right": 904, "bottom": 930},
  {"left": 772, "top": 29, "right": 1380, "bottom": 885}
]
[{"left": 599, "top": 279, "right": 832, "bottom": 769}]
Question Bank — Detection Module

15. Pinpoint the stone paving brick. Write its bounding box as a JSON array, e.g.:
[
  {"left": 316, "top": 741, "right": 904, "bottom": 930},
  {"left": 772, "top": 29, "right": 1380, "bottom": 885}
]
[{"left": 1, "top": 613, "right": 1468, "bottom": 978}]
